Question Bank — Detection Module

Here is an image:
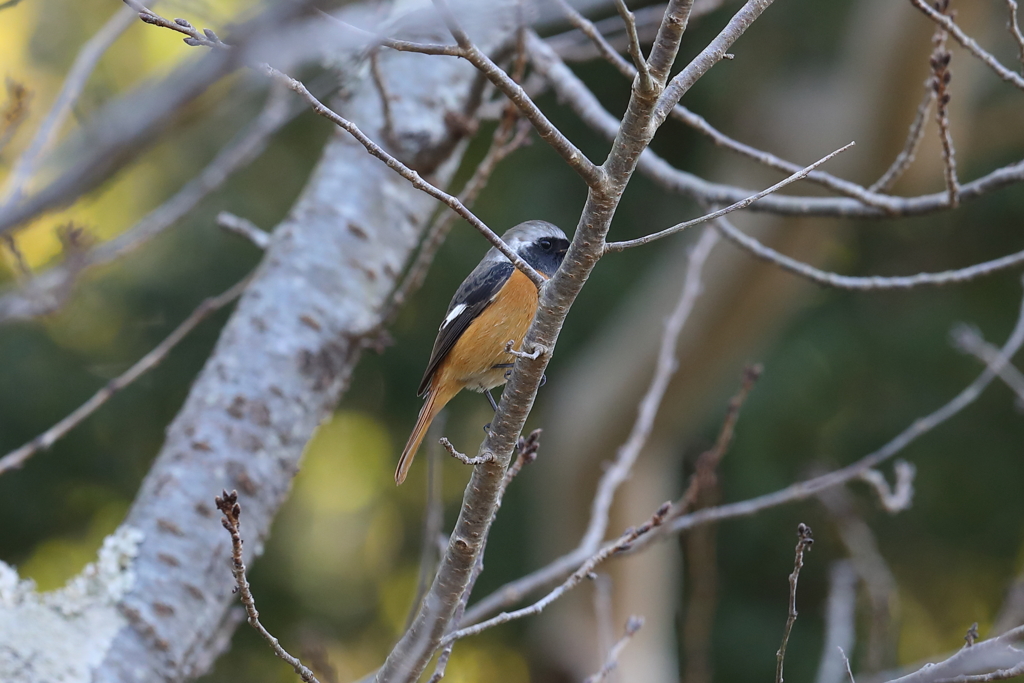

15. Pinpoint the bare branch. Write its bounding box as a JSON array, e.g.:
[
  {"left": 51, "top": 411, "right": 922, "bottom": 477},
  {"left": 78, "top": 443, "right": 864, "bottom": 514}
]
[
  {"left": 444, "top": 502, "right": 671, "bottom": 644},
  {"left": 909, "top": 0, "right": 1024, "bottom": 92},
  {"left": 614, "top": 0, "right": 654, "bottom": 92},
  {"left": 527, "top": 29, "right": 1024, "bottom": 219},
  {"left": 776, "top": 523, "right": 815, "bottom": 683},
  {"left": 585, "top": 616, "right": 645, "bottom": 683},
  {"left": 815, "top": 562, "right": 859, "bottom": 683},
  {"left": 870, "top": 85, "right": 935, "bottom": 193},
  {"left": 859, "top": 461, "right": 916, "bottom": 514},
  {"left": 439, "top": 437, "right": 497, "bottom": 466},
  {"left": 605, "top": 142, "right": 855, "bottom": 252},
  {"left": 266, "top": 67, "right": 545, "bottom": 288},
  {"left": 930, "top": 9, "right": 960, "bottom": 207},
  {"left": 0, "top": 86, "right": 294, "bottom": 322},
  {"left": 426, "top": 0, "right": 605, "bottom": 186},
  {"left": 464, "top": 284, "right": 1024, "bottom": 623},
  {"left": 0, "top": 6, "right": 137, "bottom": 210},
  {"left": 215, "top": 491, "right": 320, "bottom": 683},
  {"left": 0, "top": 78, "right": 30, "bottom": 157},
  {"left": 1007, "top": 0, "right": 1024, "bottom": 73},
  {"left": 712, "top": 213, "right": 1024, "bottom": 290},
  {"left": 951, "top": 323, "right": 1024, "bottom": 407},
  {"left": 384, "top": 118, "right": 532, "bottom": 323},
  {"left": 551, "top": 0, "right": 634, "bottom": 77},
  {"left": 0, "top": 274, "right": 251, "bottom": 476},
  {"left": 885, "top": 625, "right": 1024, "bottom": 683},
  {"left": 216, "top": 212, "right": 270, "bottom": 250},
  {"left": 582, "top": 228, "right": 718, "bottom": 549},
  {"left": 654, "top": 0, "right": 775, "bottom": 124},
  {"left": 123, "top": 0, "right": 229, "bottom": 49}
]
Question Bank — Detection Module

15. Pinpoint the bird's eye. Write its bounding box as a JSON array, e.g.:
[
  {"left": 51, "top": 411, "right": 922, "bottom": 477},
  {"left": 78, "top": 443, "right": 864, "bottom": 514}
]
[{"left": 538, "top": 238, "right": 552, "bottom": 251}]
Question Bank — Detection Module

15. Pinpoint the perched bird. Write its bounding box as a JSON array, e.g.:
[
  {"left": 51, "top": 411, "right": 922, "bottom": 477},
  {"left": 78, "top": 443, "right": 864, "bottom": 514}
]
[{"left": 395, "top": 220, "right": 570, "bottom": 485}]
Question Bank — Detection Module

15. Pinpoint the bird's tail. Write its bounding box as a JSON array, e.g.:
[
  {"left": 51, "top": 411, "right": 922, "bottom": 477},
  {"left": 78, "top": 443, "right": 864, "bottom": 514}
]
[{"left": 395, "top": 381, "right": 458, "bottom": 485}]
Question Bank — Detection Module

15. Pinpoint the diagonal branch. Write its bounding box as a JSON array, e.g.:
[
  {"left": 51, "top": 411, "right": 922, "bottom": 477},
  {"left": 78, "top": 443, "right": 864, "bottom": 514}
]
[
  {"left": 614, "top": 0, "right": 654, "bottom": 92},
  {"left": 604, "top": 142, "right": 854, "bottom": 252},
  {"left": 0, "top": 274, "right": 251, "bottom": 476},
  {"left": 909, "top": 0, "right": 1024, "bottom": 92},
  {"left": 711, "top": 213, "right": 1024, "bottom": 290}
]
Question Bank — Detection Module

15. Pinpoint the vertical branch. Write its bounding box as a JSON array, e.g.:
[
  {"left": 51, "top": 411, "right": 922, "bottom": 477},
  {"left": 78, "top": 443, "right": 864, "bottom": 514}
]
[
  {"left": 776, "top": 524, "right": 815, "bottom": 683},
  {"left": 1005, "top": 0, "right": 1024, "bottom": 74},
  {"left": 930, "top": 0, "right": 960, "bottom": 207}
]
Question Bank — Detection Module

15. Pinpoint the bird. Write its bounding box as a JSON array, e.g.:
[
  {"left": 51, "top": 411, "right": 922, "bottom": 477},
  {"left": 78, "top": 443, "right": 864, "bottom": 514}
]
[{"left": 395, "top": 220, "right": 570, "bottom": 485}]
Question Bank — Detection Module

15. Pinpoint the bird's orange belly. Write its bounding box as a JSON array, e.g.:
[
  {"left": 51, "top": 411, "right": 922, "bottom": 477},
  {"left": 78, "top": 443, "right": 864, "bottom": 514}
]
[{"left": 435, "top": 269, "right": 538, "bottom": 392}]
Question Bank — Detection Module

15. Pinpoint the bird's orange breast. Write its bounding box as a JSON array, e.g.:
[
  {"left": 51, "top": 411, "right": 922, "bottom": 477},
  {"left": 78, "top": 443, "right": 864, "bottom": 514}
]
[{"left": 433, "top": 268, "right": 539, "bottom": 392}]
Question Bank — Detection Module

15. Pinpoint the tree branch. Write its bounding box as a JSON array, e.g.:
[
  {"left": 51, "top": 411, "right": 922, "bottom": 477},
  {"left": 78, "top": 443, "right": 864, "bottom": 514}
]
[
  {"left": 712, "top": 213, "right": 1024, "bottom": 290},
  {"left": 604, "top": 142, "right": 854, "bottom": 252},
  {"left": 0, "top": 274, "right": 251, "bottom": 476},
  {"left": 909, "top": 0, "right": 1024, "bottom": 92}
]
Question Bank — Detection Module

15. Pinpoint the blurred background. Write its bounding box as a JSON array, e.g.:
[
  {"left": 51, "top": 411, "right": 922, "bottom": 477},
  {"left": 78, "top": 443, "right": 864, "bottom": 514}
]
[{"left": 1, "top": 0, "right": 1022, "bottom": 682}]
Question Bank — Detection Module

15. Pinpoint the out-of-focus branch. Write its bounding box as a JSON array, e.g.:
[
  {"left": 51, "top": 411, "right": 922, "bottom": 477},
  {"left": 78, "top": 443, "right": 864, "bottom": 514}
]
[
  {"left": 712, "top": 214, "right": 1024, "bottom": 290},
  {"left": 1007, "top": 0, "right": 1024, "bottom": 72},
  {"left": 426, "top": 0, "right": 605, "bottom": 186},
  {"left": 0, "top": 5, "right": 137, "bottom": 211},
  {"left": 526, "top": 29, "right": 1024, "bottom": 218},
  {"left": 0, "top": 85, "right": 294, "bottom": 322},
  {"left": 215, "top": 491, "right": 320, "bottom": 683},
  {"left": 463, "top": 284, "right": 1024, "bottom": 623},
  {"left": 0, "top": 79, "right": 30, "bottom": 157},
  {"left": 585, "top": 616, "right": 645, "bottom": 683},
  {"left": 929, "top": 3, "right": 960, "bottom": 207},
  {"left": 265, "top": 67, "right": 545, "bottom": 288},
  {"left": 818, "top": 482, "right": 902, "bottom": 671},
  {"left": 604, "top": 142, "right": 854, "bottom": 252},
  {"left": 0, "top": 274, "right": 251, "bottom": 476},
  {"left": 445, "top": 503, "right": 671, "bottom": 644},
  {"left": 776, "top": 524, "right": 814, "bottom": 683},
  {"left": 814, "top": 561, "right": 859, "bottom": 683},
  {"left": 910, "top": 0, "right": 1024, "bottom": 92},
  {"left": 461, "top": 228, "right": 718, "bottom": 628},
  {"left": 885, "top": 625, "right": 1024, "bottom": 683},
  {"left": 951, "top": 324, "right": 1024, "bottom": 408},
  {"left": 870, "top": 85, "right": 935, "bottom": 193},
  {"left": 216, "top": 212, "right": 271, "bottom": 250}
]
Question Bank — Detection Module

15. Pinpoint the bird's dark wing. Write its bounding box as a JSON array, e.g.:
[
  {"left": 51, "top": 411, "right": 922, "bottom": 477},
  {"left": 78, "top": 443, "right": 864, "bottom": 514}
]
[{"left": 417, "top": 261, "right": 514, "bottom": 396}]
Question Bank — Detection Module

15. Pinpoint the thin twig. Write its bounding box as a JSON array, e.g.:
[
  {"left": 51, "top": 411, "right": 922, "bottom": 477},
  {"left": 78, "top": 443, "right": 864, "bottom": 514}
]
[
  {"left": 859, "top": 461, "right": 916, "bottom": 514},
  {"left": 444, "top": 502, "right": 672, "bottom": 644},
  {"left": 215, "top": 491, "right": 320, "bottom": 683},
  {"left": 383, "top": 118, "right": 532, "bottom": 324},
  {"left": 951, "top": 323, "right": 1024, "bottom": 407},
  {"left": 369, "top": 48, "right": 397, "bottom": 146},
  {"left": 265, "top": 66, "right": 545, "bottom": 288},
  {"left": 814, "top": 562, "right": 859, "bottom": 683},
  {"left": 123, "top": 0, "right": 229, "bottom": 48},
  {"left": 0, "top": 83, "right": 295, "bottom": 322},
  {"left": 427, "top": 0, "right": 605, "bottom": 187},
  {"left": 581, "top": 228, "right": 719, "bottom": 551},
  {"left": 0, "top": 79, "right": 30, "bottom": 158},
  {"left": 885, "top": 625, "right": 1024, "bottom": 683},
  {"left": 1007, "top": 0, "right": 1024, "bottom": 74},
  {"left": 427, "top": 429, "right": 540, "bottom": 683},
  {"left": 870, "top": 85, "right": 936, "bottom": 193},
  {"left": 463, "top": 283, "right": 1024, "bottom": 624},
  {"left": 0, "top": 5, "right": 137, "bottom": 212},
  {"left": 604, "top": 142, "right": 855, "bottom": 252},
  {"left": 909, "top": 0, "right": 1024, "bottom": 92},
  {"left": 614, "top": 0, "right": 654, "bottom": 92},
  {"left": 0, "top": 274, "right": 251, "bottom": 475},
  {"left": 712, "top": 213, "right": 1024, "bottom": 290},
  {"left": 930, "top": 6, "right": 960, "bottom": 207},
  {"left": 776, "top": 523, "right": 815, "bottom": 683},
  {"left": 439, "top": 438, "right": 497, "bottom": 466},
  {"left": 216, "top": 212, "right": 270, "bottom": 250},
  {"left": 584, "top": 616, "right": 645, "bottom": 683}
]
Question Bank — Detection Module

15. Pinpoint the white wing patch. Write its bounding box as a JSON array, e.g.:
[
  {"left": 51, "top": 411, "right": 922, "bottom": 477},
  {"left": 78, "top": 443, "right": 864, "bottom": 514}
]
[{"left": 440, "top": 303, "right": 467, "bottom": 330}]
